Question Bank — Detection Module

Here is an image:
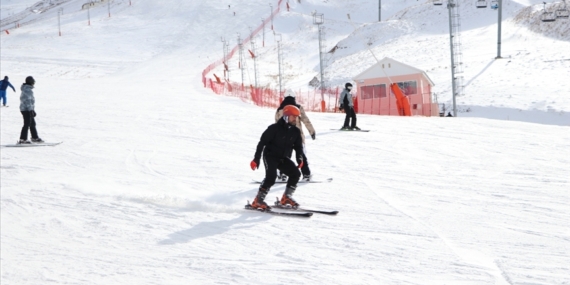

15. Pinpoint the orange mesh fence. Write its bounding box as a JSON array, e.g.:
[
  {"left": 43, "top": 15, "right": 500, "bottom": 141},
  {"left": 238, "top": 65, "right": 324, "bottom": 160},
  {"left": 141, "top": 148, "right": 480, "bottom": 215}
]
[
  {"left": 201, "top": 0, "right": 432, "bottom": 116},
  {"left": 200, "top": 0, "right": 354, "bottom": 114},
  {"left": 203, "top": 77, "right": 342, "bottom": 112},
  {"left": 202, "top": 0, "right": 284, "bottom": 86}
]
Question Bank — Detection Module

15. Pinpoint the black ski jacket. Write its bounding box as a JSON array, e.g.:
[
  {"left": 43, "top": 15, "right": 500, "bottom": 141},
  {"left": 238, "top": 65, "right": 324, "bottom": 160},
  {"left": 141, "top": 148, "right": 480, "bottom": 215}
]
[{"left": 253, "top": 118, "right": 304, "bottom": 164}]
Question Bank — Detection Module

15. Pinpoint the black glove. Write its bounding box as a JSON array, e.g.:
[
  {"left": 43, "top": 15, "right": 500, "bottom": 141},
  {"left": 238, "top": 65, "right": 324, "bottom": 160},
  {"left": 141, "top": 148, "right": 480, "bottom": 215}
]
[
  {"left": 339, "top": 104, "right": 344, "bottom": 111},
  {"left": 311, "top": 132, "right": 316, "bottom": 140},
  {"left": 32, "top": 110, "right": 36, "bottom": 117}
]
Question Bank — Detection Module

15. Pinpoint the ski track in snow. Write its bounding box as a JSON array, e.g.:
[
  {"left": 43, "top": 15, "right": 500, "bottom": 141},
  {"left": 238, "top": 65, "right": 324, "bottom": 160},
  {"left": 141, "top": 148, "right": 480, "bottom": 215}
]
[{"left": 363, "top": 178, "right": 513, "bottom": 285}]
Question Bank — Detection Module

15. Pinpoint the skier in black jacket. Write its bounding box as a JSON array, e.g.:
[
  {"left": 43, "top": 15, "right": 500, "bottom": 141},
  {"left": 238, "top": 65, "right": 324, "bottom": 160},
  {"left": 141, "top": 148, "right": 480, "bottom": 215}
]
[
  {"left": 275, "top": 90, "right": 316, "bottom": 181},
  {"left": 250, "top": 105, "right": 304, "bottom": 210}
]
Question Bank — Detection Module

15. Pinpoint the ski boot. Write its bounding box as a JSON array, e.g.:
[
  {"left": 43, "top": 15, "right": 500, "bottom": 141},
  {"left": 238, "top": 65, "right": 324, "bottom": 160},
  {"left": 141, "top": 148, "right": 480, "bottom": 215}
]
[
  {"left": 31, "top": 137, "right": 44, "bottom": 143},
  {"left": 279, "top": 186, "right": 299, "bottom": 208},
  {"left": 352, "top": 126, "right": 361, "bottom": 131},
  {"left": 301, "top": 174, "right": 312, "bottom": 182},
  {"left": 250, "top": 187, "right": 271, "bottom": 211},
  {"left": 340, "top": 126, "right": 350, "bottom": 130},
  {"left": 17, "top": 139, "right": 31, "bottom": 144}
]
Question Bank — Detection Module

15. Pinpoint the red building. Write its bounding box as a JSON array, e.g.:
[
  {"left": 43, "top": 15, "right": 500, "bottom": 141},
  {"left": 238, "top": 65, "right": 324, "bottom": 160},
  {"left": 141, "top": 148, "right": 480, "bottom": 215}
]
[{"left": 353, "top": 57, "right": 438, "bottom": 116}]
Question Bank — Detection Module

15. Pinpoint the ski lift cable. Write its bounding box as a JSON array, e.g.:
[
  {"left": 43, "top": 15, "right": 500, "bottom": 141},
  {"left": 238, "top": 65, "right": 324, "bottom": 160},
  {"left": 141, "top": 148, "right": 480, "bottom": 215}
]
[{"left": 345, "top": 13, "right": 394, "bottom": 85}]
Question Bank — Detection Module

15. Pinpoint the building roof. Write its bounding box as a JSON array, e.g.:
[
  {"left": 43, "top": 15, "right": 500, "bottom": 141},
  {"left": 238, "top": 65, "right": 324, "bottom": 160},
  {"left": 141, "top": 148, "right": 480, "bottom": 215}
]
[{"left": 352, "top": 57, "right": 435, "bottom": 86}]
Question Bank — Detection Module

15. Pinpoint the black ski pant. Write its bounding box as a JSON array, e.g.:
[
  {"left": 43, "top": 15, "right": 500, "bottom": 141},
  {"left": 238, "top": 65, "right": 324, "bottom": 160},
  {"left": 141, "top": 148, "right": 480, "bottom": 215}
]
[
  {"left": 343, "top": 107, "right": 357, "bottom": 128},
  {"left": 20, "top": 111, "right": 39, "bottom": 140},
  {"left": 261, "top": 154, "right": 300, "bottom": 190},
  {"left": 281, "top": 147, "right": 310, "bottom": 176}
]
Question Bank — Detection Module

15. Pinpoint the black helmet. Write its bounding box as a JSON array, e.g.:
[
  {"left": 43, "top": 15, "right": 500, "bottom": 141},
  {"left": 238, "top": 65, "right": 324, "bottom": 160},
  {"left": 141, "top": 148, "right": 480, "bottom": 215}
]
[
  {"left": 4, "top": 76, "right": 7, "bottom": 80},
  {"left": 25, "top": 76, "right": 35, "bottom": 85},
  {"left": 345, "top": 82, "right": 353, "bottom": 89}
]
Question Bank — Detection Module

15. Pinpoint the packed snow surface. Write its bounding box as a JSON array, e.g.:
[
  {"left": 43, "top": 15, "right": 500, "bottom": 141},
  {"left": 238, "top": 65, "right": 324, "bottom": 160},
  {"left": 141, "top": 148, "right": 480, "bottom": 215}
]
[{"left": 1, "top": 0, "right": 568, "bottom": 284}]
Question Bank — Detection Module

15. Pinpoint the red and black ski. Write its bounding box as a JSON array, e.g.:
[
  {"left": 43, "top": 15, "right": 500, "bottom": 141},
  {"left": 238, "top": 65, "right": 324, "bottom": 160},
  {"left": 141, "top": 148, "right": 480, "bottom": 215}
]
[
  {"left": 244, "top": 202, "right": 313, "bottom": 218},
  {"left": 273, "top": 198, "right": 339, "bottom": 215}
]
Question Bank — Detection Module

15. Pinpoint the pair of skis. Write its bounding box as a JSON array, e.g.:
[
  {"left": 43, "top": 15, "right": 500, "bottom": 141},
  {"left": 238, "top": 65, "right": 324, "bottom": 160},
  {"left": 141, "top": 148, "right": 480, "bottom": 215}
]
[
  {"left": 330, "top": 128, "right": 370, "bottom": 132},
  {"left": 245, "top": 197, "right": 339, "bottom": 217},
  {"left": 251, "top": 177, "right": 332, "bottom": 184}
]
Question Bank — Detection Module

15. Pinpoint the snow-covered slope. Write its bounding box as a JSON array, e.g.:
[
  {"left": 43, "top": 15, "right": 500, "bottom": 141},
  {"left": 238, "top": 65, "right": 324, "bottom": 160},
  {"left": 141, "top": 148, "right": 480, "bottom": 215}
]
[
  {"left": 1, "top": 1, "right": 569, "bottom": 284},
  {"left": 2, "top": 0, "right": 569, "bottom": 120}
]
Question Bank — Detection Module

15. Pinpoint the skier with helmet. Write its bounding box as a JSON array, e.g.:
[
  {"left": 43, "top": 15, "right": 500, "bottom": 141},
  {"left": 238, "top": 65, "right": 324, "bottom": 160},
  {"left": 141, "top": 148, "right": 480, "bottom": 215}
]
[
  {"left": 339, "top": 82, "right": 360, "bottom": 130},
  {"left": 249, "top": 105, "right": 305, "bottom": 210},
  {"left": 275, "top": 89, "right": 315, "bottom": 182}
]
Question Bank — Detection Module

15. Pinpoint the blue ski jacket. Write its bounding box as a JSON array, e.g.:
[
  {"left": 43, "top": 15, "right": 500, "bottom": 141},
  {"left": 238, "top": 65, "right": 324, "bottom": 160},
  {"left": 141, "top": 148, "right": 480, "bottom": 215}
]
[{"left": 0, "top": 79, "right": 16, "bottom": 92}]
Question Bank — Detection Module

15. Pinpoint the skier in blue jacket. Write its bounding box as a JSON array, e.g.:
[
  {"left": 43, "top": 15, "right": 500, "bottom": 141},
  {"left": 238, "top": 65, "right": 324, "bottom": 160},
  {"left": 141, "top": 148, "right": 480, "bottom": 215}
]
[{"left": 0, "top": 76, "right": 16, "bottom": 107}]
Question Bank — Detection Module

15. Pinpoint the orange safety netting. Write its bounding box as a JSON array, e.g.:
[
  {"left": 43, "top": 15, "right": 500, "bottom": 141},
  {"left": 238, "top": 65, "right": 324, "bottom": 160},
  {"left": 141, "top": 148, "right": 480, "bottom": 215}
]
[
  {"left": 205, "top": 77, "right": 342, "bottom": 113},
  {"left": 200, "top": 0, "right": 345, "bottom": 113}
]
